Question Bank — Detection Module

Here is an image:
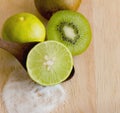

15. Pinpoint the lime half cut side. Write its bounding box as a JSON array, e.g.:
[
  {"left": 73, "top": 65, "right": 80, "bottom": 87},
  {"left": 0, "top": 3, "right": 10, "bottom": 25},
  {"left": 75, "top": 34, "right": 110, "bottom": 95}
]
[{"left": 26, "top": 41, "right": 73, "bottom": 86}]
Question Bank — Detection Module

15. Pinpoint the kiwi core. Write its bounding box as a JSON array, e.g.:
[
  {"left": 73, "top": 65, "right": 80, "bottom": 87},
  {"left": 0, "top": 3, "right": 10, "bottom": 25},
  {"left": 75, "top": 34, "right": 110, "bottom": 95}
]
[
  {"left": 63, "top": 26, "right": 76, "bottom": 40},
  {"left": 57, "top": 22, "right": 80, "bottom": 44},
  {"left": 44, "top": 55, "right": 55, "bottom": 71}
]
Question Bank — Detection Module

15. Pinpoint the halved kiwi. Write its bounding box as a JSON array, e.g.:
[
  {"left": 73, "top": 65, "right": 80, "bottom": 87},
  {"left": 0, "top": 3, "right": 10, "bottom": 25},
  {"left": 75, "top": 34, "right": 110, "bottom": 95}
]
[
  {"left": 47, "top": 10, "right": 92, "bottom": 56},
  {"left": 34, "top": 0, "right": 81, "bottom": 19}
]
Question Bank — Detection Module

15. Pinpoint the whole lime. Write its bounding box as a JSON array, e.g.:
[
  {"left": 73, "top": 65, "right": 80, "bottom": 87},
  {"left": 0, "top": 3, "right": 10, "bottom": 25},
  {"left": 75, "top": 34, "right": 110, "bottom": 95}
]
[{"left": 2, "top": 13, "right": 46, "bottom": 43}]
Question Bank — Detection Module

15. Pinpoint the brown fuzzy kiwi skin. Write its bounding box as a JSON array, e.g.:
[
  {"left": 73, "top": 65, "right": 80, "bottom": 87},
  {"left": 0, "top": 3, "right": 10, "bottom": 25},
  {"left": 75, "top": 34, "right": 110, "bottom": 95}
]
[{"left": 34, "top": 0, "right": 81, "bottom": 19}]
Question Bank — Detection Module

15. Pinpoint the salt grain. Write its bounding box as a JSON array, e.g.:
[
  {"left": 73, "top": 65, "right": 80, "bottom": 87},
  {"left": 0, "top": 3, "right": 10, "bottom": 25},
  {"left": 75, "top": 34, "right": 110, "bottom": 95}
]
[{"left": 2, "top": 69, "right": 66, "bottom": 113}]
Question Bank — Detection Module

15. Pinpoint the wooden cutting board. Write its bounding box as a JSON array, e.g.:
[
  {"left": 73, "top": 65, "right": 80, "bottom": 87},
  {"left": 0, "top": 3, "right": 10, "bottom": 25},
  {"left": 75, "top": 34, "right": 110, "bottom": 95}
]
[{"left": 0, "top": 0, "right": 120, "bottom": 113}]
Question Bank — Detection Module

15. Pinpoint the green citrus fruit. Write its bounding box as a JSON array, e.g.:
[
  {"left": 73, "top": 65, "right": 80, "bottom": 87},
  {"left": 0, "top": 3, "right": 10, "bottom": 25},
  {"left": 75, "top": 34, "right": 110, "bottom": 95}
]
[
  {"left": 2, "top": 13, "right": 46, "bottom": 43},
  {"left": 26, "top": 41, "right": 73, "bottom": 86}
]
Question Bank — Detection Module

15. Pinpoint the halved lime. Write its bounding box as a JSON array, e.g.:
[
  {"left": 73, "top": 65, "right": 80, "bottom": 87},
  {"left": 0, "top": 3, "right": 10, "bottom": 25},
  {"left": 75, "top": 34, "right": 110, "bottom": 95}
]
[{"left": 26, "top": 41, "right": 73, "bottom": 86}]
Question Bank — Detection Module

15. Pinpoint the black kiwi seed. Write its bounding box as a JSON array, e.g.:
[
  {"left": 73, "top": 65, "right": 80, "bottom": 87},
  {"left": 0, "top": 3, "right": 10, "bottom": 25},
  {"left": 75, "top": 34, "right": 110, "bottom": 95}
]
[{"left": 57, "top": 22, "right": 80, "bottom": 44}]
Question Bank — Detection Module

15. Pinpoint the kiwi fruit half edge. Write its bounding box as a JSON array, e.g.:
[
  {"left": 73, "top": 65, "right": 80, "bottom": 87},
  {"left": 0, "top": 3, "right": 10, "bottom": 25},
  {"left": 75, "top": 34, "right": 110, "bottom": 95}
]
[
  {"left": 47, "top": 10, "right": 92, "bottom": 56},
  {"left": 34, "top": 0, "right": 81, "bottom": 19}
]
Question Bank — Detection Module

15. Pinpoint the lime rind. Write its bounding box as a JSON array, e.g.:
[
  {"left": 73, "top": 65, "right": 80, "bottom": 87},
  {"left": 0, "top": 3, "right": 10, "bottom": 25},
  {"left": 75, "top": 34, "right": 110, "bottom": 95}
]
[
  {"left": 26, "top": 41, "right": 73, "bottom": 86},
  {"left": 2, "top": 13, "right": 46, "bottom": 43}
]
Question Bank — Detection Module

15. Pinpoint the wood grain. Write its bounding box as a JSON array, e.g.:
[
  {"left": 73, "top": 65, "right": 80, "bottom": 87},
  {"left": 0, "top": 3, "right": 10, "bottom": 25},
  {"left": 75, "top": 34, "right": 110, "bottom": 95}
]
[
  {"left": 0, "top": 0, "right": 120, "bottom": 113},
  {"left": 93, "top": 0, "right": 120, "bottom": 113}
]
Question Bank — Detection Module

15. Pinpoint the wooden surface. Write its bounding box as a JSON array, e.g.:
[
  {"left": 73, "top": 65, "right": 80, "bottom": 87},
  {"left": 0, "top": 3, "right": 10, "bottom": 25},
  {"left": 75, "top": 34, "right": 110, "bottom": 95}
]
[{"left": 0, "top": 0, "right": 120, "bottom": 113}]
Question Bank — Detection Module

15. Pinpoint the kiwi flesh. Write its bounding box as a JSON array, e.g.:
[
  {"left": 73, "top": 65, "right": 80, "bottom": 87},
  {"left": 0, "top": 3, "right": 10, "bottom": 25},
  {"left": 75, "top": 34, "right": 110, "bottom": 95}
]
[
  {"left": 34, "top": 0, "right": 81, "bottom": 19},
  {"left": 47, "top": 10, "right": 92, "bottom": 56}
]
